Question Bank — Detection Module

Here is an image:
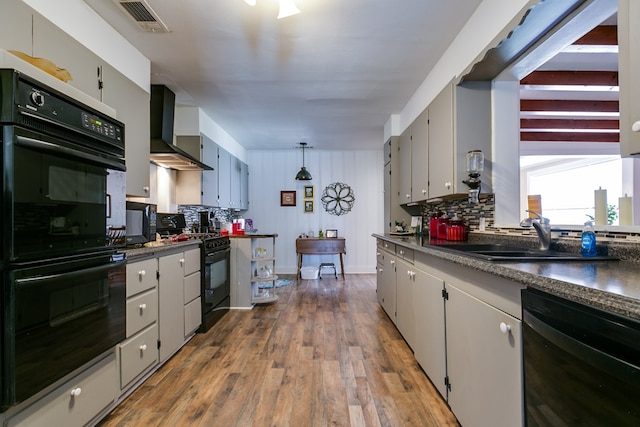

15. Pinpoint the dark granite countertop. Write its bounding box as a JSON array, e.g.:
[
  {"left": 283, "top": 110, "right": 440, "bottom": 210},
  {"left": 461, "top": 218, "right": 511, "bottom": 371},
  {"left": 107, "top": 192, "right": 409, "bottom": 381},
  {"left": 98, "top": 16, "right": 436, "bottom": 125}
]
[
  {"left": 373, "top": 233, "right": 640, "bottom": 321},
  {"left": 123, "top": 240, "right": 201, "bottom": 261}
]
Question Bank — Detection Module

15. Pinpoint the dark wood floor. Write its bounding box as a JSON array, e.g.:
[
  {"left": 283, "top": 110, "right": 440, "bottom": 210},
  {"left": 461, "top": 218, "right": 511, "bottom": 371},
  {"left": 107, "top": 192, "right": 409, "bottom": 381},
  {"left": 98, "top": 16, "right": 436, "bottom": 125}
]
[{"left": 99, "top": 274, "right": 460, "bottom": 426}]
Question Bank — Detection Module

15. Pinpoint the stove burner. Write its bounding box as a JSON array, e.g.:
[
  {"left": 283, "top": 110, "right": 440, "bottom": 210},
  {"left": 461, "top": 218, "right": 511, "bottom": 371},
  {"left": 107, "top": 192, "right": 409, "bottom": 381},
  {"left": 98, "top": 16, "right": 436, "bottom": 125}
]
[{"left": 203, "top": 235, "right": 230, "bottom": 254}]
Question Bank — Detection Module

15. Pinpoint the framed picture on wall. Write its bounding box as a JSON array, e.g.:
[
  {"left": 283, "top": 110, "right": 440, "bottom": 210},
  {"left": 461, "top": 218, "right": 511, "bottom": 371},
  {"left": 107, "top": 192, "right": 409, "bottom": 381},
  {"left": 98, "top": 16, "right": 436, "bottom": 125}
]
[
  {"left": 281, "top": 190, "right": 296, "bottom": 206},
  {"left": 304, "top": 185, "right": 314, "bottom": 199},
  {"left": 325, "top": 229, "right": 338, "bottom": 238},
  {"left": 304, "top": 200, "right": 314, "bottom": 213}
]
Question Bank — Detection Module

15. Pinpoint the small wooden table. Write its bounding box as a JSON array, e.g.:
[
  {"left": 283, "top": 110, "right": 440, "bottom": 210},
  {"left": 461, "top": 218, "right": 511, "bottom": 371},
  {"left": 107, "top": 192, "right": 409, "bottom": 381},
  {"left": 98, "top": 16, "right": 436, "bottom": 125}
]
[{"left": 296, "top": 237, "right": 346, "bottom": 280}]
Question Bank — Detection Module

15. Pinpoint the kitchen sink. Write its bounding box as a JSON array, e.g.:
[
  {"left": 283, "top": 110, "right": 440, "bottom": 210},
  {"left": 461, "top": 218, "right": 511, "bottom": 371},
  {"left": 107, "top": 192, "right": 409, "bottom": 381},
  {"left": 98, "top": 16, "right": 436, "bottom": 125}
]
[{"left": 431, "top": 243, "right": 617, "bottom": 262}]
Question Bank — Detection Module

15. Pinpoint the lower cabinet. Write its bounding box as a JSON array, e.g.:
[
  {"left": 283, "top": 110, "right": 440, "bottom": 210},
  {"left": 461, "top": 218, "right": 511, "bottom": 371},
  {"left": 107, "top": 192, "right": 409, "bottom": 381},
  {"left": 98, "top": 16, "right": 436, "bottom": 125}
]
[
  {"left": 377, "top": 241, "right": 525, "bottom": 427},
  {"left": 445, "top": 284, "right": 523, "bottom": 427},
  {"left": 7, "top": 354, "right": 117, "bottom": 427},
  {"left": 119, "top": 324, "right": 159, "bottom": 389}
]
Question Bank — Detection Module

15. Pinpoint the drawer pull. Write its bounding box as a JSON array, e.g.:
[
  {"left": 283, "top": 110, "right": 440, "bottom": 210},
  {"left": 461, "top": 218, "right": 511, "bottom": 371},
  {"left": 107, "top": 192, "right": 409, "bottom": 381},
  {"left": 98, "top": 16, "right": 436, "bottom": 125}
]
[
  {"left": 140, "top": 344, "right": 147, "bottom": 351},
  {"left": 138, "top": 270, "right": 146, "bottom": 277},
  {"left": 499, "top": 322, "right": 511, "bottom": 334},
  {"left": 180, "top": 258, "right": 185, "bottom": 265},
  {"left": 70, "top": 387, "right": 82, "bottom": 397},
  {"left": 139, "top": 303, "right": 147, "bottom": 311},
  {"left": 632, "top": 121, "right": 640, "bottom": 132}
]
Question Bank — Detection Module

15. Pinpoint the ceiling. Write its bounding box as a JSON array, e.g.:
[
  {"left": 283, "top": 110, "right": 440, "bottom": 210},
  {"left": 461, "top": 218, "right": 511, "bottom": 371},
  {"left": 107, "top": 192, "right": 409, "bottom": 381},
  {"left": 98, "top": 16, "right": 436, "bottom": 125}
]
[{"left": 83, "top": 0, "right": 484, "bottom": 151}]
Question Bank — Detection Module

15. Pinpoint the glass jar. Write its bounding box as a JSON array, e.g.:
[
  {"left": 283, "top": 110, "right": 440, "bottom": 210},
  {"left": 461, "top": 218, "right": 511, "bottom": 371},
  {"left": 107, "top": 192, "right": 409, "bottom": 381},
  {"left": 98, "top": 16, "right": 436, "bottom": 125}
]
[
  {"left": 446, "top": 218, "right": 468, "bottom": 241},
  {"left": 436, "top": 216, "right": 449, "bottom": 240}
]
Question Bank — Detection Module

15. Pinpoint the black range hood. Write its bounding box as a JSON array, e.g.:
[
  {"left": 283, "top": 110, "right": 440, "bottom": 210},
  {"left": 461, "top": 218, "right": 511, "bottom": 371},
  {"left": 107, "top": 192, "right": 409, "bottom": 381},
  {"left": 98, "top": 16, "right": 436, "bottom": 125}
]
[{"left": 149, "top": 85, "right": 213, "bottom": 171}]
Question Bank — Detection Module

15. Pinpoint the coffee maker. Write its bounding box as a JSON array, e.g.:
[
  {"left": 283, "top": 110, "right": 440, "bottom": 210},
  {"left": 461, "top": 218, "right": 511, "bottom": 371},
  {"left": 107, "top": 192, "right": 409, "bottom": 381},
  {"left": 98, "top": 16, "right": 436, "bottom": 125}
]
[{"left": 199, "top": 211, "right": 212, "bottom": 233}]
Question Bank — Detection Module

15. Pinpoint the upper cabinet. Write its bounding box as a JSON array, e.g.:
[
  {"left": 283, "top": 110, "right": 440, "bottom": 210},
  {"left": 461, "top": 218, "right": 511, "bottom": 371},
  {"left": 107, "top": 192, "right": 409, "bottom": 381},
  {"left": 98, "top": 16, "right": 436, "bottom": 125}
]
[
  {"left": 175, "top": 135, "right": 218, "bottom": 206},
  {"left": 398, "top": 109, "right": 429, "bottom": 204},
  {"left": 430, "top": 81, "right": 492, "bottom": 197},
  {"left": 619, "top": 0, "right": 640, "bottom": 157}
]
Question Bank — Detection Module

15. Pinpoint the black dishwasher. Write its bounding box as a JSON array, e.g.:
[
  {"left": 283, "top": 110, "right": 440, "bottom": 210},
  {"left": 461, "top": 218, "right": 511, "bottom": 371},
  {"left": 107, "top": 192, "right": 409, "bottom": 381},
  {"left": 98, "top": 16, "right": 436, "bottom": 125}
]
[{"left": 522, "top": 289, "right": 640, "bottom": 427}]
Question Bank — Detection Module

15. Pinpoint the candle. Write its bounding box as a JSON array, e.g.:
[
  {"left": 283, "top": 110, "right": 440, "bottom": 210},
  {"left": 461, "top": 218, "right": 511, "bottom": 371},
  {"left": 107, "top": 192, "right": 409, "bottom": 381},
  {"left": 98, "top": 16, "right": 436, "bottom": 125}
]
[
  {"left": 527, "top": 195, "right": 542, "bottom": 217},
  {"left": 594, "top": 188, "right": 607, "bottom": 225},
  {"left": 619, "top": 195, "right": 633, "bottom": 226}
]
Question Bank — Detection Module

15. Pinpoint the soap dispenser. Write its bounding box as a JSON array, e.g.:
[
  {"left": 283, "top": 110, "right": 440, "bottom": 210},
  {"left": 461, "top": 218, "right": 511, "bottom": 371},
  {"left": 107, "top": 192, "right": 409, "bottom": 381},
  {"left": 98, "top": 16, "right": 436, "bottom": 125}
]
[{"left": 581, "top": 221, "right": 597, "bottom": 257}]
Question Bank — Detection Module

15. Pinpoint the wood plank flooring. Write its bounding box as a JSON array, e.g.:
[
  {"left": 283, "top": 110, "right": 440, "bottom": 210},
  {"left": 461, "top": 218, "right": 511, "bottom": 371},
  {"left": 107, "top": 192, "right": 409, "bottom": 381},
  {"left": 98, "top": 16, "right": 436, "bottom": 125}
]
[{"left": 99, "top": 274, "right": 460, "bottom": 427}]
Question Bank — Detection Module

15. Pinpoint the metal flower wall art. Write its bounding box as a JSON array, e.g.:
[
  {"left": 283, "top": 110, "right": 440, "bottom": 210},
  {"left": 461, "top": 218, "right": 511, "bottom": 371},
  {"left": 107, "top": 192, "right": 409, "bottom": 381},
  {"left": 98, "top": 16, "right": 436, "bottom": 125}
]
[{"left": 321, "top": 182, "right": 355, "bottom": 216}]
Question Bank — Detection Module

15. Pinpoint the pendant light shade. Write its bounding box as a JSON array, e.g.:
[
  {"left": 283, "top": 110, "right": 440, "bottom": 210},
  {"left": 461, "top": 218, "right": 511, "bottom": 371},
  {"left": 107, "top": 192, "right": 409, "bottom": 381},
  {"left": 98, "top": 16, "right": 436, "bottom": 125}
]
[{"left": 295, "top": 142, "right": 312, "bottom": 181}]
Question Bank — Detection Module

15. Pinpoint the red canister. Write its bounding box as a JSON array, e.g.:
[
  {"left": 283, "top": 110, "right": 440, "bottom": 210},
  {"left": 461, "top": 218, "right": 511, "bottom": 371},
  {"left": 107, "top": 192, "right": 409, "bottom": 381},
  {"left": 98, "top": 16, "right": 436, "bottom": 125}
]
[
  {"left": 446, "top": 218, "right": 468, "bottom": 241},
  {"left": 429, "top": 212, "right": 441, "bottom": 238},
  {"left": 436, "top": 216, "right": 449, "bottom": 240}
]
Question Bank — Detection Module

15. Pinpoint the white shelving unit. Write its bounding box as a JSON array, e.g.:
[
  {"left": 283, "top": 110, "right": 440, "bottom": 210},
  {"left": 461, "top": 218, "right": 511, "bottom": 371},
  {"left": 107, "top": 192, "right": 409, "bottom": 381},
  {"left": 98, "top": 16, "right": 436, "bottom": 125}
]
[
  {"left": 250, "top": 236, "right": 278, "bottom": 304},
  {"left": 231, "top": 234, "right": 279, "bottom": 308}
]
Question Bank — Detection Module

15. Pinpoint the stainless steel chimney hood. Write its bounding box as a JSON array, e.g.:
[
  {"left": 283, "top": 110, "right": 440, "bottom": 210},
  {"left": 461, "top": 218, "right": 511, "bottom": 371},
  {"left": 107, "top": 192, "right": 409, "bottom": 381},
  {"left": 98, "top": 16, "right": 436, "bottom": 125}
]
[{"left": 149, "top": 85, "right": 213, "bottom": 171}]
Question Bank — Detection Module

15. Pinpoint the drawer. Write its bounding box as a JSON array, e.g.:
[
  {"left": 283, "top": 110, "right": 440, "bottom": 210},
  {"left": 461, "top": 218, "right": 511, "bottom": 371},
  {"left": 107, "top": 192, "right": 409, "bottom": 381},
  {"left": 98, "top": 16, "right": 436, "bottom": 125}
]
[
  {"left": 396, "top": 246, "right": 414, "bottom": 263},
  {"left": 126, "top": 288, "right": 158, "bottom": 337},
  {"left": 183, "top": 248, "right": 201, "bottom": 276},
  {"left": 184, "top": 297, "right": 202, "bottom": 337},
  {"left": 378, "top": 239, "right": 395, "bottom": 252},
  {"left": 7, "top": 354, "right": 117, "bottom": 427},
  {"left": 119, "top": 324, "right": 158, "bottom": 390},
  {"left": 184, "top": 271, "right": 201, "bottom": 304},
  {"left": 126, "top": 258, "right": 158, "bottom": 297}
]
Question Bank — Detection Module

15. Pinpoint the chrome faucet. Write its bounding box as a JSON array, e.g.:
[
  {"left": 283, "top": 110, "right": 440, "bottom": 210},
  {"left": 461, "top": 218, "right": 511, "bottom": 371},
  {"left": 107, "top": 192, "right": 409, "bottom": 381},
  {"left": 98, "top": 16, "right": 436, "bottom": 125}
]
[{"left": 520, "top": 210, "right": 552, "bottom": 250}]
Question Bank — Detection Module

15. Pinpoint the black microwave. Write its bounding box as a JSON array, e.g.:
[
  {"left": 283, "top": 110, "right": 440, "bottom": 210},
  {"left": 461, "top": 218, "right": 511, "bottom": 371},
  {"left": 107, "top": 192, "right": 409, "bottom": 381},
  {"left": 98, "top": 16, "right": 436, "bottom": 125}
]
[{"left": 125, "top": 202, "right": 157, "bottom": 245}]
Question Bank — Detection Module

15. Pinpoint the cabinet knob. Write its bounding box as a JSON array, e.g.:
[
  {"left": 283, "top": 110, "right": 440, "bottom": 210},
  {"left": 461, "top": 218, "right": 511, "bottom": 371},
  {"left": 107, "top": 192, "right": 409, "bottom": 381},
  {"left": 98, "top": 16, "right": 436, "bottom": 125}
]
[
  {"left": 405, "top": 194, "right": 411, "bottom": 199},
  {"left": 138, "top": 270, "right": 146, "bottom": 277},
  {"left": 140, "top": 344, "right": 147, "bottom": 351},
  {"left": 180, "top": 258, "right": 185, "bottom": 265},
  {"left": 445, "top": 182, "right": 452, "bottom": 189},
  {"left": 143, "top": 186, "right": 150, "bottom": 193},
  {"left": 139, "top": 303, "right": 147, "bottom": 311},
  {"left": 632, "top": 121, "right": 640, "bottom": 132},
  {"left": 421, "top": 189, "right": 427, "bottom": 195},
  {"left": 70, "top": 387, "right": 82, "bottom": 397},
  {"left": 499, "top": 322, "right": 511, "bottom": 334},
  {"left": 390, "top": 260, "right": 395, "bottom": 265}
]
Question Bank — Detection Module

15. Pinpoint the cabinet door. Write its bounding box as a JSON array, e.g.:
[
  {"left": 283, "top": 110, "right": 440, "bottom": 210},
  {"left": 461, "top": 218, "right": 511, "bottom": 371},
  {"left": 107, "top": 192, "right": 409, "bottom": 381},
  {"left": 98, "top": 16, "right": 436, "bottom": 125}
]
[
  {"left": 202, "top": 135, "right": 219, "bottom": 206},
  {"left": 413, "top": 269, "right": 447, "bottom": 398},
  {"left": 395, "top": 258, "right": 414, "bottom": 349},
  {"left": 398, "top": 128, "right": 412, "bottom": 204},
  {"left": 239, "top": 161, "right": 249, "bottom": 210},
  {"left": 428, "top": 83, "right": 454, "bottom": 197},
  {"left": 445, "top": 284, "right": 523, "bottom": 427},
  {"left": 0, "top": 1, "right": 33, "bottom": 55},
  {"left": 230, "top": 156, "right": 242, "bottom": 209},
  {"left": 101, "top": 64, "right": 151, "bottom": 197},
  {"left": 411, "top": 109, "right": 429, "bottom": 201},
  {"left": 32, "top": 14, "right": 102, "bottom": 99},
  {"left": 619, "top": 0, "right": 640, "bottom": 156},
  {"left": 158, "top": 252, "right": 185, "bottom": 362},
  {"left": 380, "top": 254, "right": 397, "bottom": 323},
  {"left": 383, "top": 162, "right": 391, "bottom": 232},
  {"left": 218, "top": 147, "right": 232, "bottom": 208}
]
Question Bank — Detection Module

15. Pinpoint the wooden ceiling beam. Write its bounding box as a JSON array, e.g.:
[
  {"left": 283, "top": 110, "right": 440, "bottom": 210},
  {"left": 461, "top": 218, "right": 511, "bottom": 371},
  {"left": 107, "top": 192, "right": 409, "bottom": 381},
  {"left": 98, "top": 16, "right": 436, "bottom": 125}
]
[
  {"left": 520, "top": 99, "right": 618, "bottom": 112},
  {"left": 520, "top": 131, "right": 619, "bottom": 143},
  {"left": 521, "top": 70, "right": 618, "bottom": 86},
  {"left": 573, "top": 25, "right": 617, "bottom": 45},
  {"left": 520, "top": 118, "right": 619, "bottom": 129}
]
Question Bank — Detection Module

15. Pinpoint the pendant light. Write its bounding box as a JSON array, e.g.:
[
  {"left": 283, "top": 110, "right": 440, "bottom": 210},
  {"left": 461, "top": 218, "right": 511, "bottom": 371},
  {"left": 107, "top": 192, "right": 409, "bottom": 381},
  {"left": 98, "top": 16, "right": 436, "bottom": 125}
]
[
  {"left": 295, "top": 142, "right": 312, "bottom": 181},
  {"left": 277, "top": 0, "right": 301, "bottom": 19}
]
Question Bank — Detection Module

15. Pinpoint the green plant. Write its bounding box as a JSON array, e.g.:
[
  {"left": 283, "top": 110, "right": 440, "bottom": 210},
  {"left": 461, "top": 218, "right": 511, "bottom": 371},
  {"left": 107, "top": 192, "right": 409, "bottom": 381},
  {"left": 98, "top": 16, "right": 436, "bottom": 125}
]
[{"left": 607, "top": 204, "right": 618, "bottom": 225}]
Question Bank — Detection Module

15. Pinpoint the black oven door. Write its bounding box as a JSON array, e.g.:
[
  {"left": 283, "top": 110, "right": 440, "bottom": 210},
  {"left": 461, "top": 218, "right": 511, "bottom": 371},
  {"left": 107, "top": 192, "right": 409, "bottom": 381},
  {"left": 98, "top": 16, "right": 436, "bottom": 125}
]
[
  {"left": 202, "top": 248, "right": 230, "bottom": 327},
  {"left": 2, "top": 125, "right": 126, "bottom": 262},
  {"left": 1, "top": 253, "right": 126, "bottom": 409}
]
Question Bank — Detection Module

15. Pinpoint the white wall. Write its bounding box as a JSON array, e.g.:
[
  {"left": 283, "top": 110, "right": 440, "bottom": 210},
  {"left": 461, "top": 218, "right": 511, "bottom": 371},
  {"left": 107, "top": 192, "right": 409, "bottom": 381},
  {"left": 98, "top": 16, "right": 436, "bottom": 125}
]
[{"left": 246, "top": 149, "right": 384, "bottom": 275}]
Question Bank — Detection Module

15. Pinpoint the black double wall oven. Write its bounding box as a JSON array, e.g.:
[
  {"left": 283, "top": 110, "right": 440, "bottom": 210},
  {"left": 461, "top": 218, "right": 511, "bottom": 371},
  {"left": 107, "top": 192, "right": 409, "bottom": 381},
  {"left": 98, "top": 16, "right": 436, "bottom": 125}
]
[{"left": 0, "top": 69, "right": 127, "bottom": 411}]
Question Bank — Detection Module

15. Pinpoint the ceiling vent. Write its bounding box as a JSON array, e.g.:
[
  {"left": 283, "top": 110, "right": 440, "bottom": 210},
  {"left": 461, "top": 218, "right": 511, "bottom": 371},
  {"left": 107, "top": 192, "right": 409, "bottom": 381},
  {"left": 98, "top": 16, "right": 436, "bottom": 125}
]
[{"left": 114, "top": 0, "right": 170, "bottom": 32}]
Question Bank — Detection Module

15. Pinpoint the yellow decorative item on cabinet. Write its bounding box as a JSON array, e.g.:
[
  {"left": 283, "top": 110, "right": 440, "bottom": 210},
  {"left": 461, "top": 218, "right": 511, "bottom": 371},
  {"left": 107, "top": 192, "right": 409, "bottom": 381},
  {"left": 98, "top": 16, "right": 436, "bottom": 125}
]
[{"left": 7, "top": 50, "right": 73, "bottom": 82}]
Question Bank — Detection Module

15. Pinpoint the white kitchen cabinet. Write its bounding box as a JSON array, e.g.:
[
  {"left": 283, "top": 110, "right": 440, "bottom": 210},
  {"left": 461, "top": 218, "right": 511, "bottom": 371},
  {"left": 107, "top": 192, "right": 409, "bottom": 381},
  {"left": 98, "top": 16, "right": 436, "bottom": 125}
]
[
  {"left": 619, "top": 0, "right": 640, "bottom": 157},
  {"left": 176, "top": 134, "right": 218, "bottom": 206},
  {"left": 376, "top": 239, "right": 397, "bottom": 322},
  {"left": 230, "top": 156, "right": 242, "bottom": 209},
  {"left": 445, "top": 284, "right": 523, "bottom": 427},
  {"left": 397, "top": 110, "right": 429, "bottom": 204},
  {"left": 395, "top": 257, "right": 415, "bottom": 349},
  {"left": 218, "top": 147, "right": 232, "bottom": 208},
  {"left": 158, "top": 252, "right": 185, "bottom": 362},
  {"left": 239, "top": 160, "right": 249, "bottom": 210},
  {"left": 428, "top": 81, "right": 492, "bottom": 198},
  {"left": 0, "top": 1, "right": 34, "bottom": 56},
  {"left": 412, "top": 266, "right": 447, "bottom": 399},
  {"left": 32, "top": 13, "right": 102, "bottom": 100},
  {"left": 101, "top": 63, "right": 151, "bottom": 197},
  {"left": 6, "top": 354, "right": 117, "bottom": 427},
  {"left": 183, "top": 247, "right": 202, "bottom": 337}
]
